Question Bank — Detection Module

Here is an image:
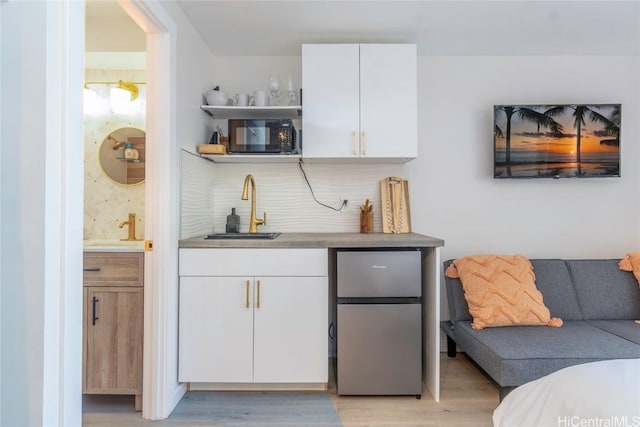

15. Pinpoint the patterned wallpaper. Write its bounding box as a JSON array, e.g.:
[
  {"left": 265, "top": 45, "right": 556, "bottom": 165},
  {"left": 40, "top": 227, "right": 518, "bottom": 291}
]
[{"left": 83, "top": 69, "right": 146, "bottom": 240}]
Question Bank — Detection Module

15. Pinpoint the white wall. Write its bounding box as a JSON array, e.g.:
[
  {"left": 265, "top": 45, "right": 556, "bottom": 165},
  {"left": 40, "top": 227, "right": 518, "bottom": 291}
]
[
  {"left": 209, "top": 56, "right": 301, "bottom": 103},
  {"left": 411, "top": 55, "right": 640, "bottom": 262},
  {"left": 1, "top": 0, "right": 84, "bottom": 425},
  {"left": 2, "top": 2, "right": 47, "bottom": 423},
  {"left": 165, "top": 2, "right": 217, "bottom": 152}
]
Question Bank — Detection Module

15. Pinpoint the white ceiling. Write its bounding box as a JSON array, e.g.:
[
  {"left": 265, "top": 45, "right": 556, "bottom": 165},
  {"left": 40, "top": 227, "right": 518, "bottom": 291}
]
[
  {"left": 175, "top": 1, "right": 639, "bottom": 56},
  {"left": 85, "top": 1, "right": 639, "bottom": 57}
]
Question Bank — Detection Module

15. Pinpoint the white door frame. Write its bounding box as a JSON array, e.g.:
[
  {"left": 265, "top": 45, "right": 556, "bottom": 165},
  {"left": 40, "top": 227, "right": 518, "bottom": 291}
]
[
  {"left": 116, "top": 0, "right": 185, "bottom": 419},
  {"left": 43, "top": 1, "right": 85, "bottom": 425}
]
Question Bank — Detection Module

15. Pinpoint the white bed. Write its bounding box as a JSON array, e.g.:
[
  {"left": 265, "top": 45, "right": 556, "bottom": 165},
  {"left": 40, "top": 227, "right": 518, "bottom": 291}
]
[{"left": 493, "top": 359, "right": 640, "bottom": 427}]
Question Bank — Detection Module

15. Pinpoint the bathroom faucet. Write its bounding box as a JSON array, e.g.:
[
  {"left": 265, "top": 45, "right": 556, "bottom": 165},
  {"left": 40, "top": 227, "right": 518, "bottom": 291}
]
[
  {"left": 241, "top": 174, "right": 266, "bottom": 233},
  {"left": 119, "top": 212, "right": 142, "bottom": 241}
]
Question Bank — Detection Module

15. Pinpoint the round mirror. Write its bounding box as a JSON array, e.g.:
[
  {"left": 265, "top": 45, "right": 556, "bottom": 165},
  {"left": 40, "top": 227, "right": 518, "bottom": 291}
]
[{"left": 99, "top": 127, "right": 145, "bottom": 185}]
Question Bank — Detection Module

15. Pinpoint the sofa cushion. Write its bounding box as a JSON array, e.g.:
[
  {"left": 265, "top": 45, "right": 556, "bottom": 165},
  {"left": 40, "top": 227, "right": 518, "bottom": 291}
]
[
  {"left": 530, "top": 260, "right": 584, "bottom": 321},
  {"left": 443, "top": 259, "right": 472, "bottom": 323},
  {"left": 566, "top": 260, "right": 640, "bottom": 320},
  {"left": 449, "top": 255, "right": 558, "bottom": 329},
  {"left": 453, "top": 320, "right": 640, "bottom": 386},
  {"left": 588, "top": 320, "right": 640, "bottom": 345},
  {"left": 619, "top": 252, "right": 640, "bottom": 282},
  {"left": 443, "top": 259, "right": 583, "bottom": 323}
]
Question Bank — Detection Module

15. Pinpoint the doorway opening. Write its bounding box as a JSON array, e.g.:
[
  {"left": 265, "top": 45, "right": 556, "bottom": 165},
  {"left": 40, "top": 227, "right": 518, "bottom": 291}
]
[{"left": 82, "top": 0, "right": 147, "bottom": 417}]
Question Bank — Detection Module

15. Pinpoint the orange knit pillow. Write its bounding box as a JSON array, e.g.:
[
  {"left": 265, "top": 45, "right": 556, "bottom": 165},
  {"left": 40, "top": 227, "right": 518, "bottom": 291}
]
[
  {"left": 446, "top": 255, "right": 562, "bottom": 330},
  {"left": 619, "top": 252, "right": 640, "bottom": 283}
]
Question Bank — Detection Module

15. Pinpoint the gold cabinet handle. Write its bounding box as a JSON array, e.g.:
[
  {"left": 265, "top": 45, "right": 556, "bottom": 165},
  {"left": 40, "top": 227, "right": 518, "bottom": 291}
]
[
  {"left": 362, "top": 131, "right": 367, "bottom": 155},
  {"left": 353, "top": 131, "right": 358, "bottom": 156},
  {"left": 245, "top": 280, "right": 250, "bottom": 308},
  {"left": 256, "top": 280, "right": 261, "bottom": 309}
]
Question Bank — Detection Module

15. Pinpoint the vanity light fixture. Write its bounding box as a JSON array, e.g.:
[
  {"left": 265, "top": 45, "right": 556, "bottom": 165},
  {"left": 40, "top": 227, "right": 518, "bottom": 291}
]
[
  {"left": 83, "top": 86, "right": 98, "bottom": 114},
  {"left": 110, "top": 86, "right": 133, "bottom": 114},
  {"left": 84, "top": 80, "right": 145, "bottom": 114},
  {"left": 85, "top": 80, "right": 143, "bottom": 99}
]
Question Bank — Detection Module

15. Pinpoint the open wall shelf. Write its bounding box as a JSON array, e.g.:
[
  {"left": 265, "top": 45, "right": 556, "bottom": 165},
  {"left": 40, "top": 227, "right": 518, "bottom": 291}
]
[{"left": 201, "top": 105, "right": 302, "bottom": 119}]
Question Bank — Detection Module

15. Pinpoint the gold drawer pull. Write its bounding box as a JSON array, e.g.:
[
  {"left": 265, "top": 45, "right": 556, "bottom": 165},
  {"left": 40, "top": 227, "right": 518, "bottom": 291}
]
[
  {"left": 362, "top": 131, "right": 367, "bottom": 155},
  {"left": 256, "top": 280, "right": 261, "bottom": 309},
  {"left": 353, "top": 131, "right": 358, "bottom": 155},
  {"left": 245, "top": 280, "right": 250, "bottom": 308}
]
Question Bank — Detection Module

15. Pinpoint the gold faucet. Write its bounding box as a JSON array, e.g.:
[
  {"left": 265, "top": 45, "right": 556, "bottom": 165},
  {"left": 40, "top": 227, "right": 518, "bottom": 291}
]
[
  {"left": 119, "top": 212, "right": 142, "bottom": 241},
  {"left": 241, "top": 174, "right": 266, "bottom": 233}
]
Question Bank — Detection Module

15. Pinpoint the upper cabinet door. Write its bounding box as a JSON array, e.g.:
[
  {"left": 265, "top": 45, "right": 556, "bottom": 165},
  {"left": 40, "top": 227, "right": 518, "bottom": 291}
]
[
  {"left": 359, "top": 44, "right": 417, "bottom": 159},
  {"left": 302, "top": 44, "right": 360, "bottom": 158},
  {"left": 302, "top": 44, "right": 417, "bottom": 162}
]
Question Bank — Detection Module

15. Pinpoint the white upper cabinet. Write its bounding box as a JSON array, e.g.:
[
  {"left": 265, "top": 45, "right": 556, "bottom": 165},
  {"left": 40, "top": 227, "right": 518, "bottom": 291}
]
[
  {"left": 302, "top": 44, "right": 360, "bottom": 159},
  {"left": 302, "top": 44, "right": 417, "bottom": 162},
  {"left": 359, "top": 44, "right": 417, "bottom": 159}
]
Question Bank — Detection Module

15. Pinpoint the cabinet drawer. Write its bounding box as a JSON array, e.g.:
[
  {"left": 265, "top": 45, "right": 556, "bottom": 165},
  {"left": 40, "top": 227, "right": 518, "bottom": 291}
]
[
  {"left": 179, "top": 248, "right": 328, "bottom": 277},
  {"left": 83, "top": 252, "right": 144, "bottom": 287}
]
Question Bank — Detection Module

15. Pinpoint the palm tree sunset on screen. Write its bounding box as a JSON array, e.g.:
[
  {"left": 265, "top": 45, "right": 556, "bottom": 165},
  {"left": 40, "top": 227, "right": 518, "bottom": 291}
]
[
  {"left": 494, "top": 104, "right": 620, "bottom": 178},
  {"left": 543, "top": 104, "right": 620, "bottom": 176},
  {"left": 494, "top": 105, "right": 564, "bottom": 177}
]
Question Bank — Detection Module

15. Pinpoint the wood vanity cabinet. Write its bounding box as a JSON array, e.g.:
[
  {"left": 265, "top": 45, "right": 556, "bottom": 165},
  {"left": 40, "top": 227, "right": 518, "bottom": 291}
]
[
  {"left": 178, "top": 248, "right": 328, "bottom": 386},
  {"left": 302, "top": 43, "right": 417, "bottom": 161},
  {"left": 83, "top": 252, "right": 143, "bottom": 409}
]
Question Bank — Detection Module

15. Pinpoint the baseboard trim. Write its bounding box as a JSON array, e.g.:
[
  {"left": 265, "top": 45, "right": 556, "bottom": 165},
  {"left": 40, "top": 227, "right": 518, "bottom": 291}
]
[{"left": 187, "top": 383, "right": 328, "bottom": 392}]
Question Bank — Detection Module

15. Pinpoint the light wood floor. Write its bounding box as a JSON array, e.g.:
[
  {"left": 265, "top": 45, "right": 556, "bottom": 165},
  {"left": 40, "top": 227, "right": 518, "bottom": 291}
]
[
  {"left": 330, "top": 354, "right": 498, "bottom": 427},
  {"left": 83, "top": 353, "right": 499, "bottom": 426}
]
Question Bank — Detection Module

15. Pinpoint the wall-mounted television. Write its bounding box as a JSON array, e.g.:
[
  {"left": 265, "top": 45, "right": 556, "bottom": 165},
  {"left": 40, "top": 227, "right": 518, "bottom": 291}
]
[{"left": 494, "top": 104, "right": 620, "bottom": 179}]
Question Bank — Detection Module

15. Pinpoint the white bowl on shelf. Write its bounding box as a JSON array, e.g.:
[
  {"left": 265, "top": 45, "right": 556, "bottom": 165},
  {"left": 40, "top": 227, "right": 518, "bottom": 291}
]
[{"left": 206, "top": 90, "right": 229, "bottom": 106}]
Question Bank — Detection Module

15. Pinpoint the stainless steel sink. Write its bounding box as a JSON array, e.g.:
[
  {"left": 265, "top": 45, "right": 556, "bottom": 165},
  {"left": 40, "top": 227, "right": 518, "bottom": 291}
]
[{"left": 205, "top": 232, "right": 281, "bottom": 240}]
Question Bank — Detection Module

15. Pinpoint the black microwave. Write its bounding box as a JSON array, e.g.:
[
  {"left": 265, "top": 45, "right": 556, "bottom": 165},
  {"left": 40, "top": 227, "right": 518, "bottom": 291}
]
[{"left": 228, "top": 119, "right": 298, "bottom": 154}]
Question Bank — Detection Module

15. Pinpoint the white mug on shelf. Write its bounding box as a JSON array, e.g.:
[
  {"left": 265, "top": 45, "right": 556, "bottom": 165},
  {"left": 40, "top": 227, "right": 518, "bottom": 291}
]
[
  {"left": 233, "top": 93, "right": 250, "bottom": 106},
  {"left": 250, "top": 90, "right": 269, "bottom": 107}
]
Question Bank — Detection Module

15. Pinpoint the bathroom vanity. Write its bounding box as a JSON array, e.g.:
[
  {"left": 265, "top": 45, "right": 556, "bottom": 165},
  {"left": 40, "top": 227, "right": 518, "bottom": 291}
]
[{"left": 82, "top": 249, "right": 144, "bottom": 410}]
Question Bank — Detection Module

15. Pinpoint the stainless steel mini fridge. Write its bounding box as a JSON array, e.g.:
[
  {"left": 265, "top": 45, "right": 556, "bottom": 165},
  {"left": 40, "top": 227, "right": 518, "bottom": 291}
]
[{"left": 336, "top": 250, "right": 422, "bottom": 396}]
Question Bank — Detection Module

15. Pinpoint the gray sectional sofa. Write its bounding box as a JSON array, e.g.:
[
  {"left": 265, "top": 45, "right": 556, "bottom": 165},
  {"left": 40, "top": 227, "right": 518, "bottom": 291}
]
[{"left": 441, "top": 259, "right": 640, "bottom": 399}]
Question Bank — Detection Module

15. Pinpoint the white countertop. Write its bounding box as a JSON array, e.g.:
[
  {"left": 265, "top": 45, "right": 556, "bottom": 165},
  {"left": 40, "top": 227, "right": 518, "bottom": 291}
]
[{"left": 83, "top": 239, "right": 145, "bottom": 252}]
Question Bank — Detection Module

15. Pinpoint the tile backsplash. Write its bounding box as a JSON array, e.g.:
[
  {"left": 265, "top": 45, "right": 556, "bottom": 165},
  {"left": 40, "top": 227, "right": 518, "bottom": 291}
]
[
  {"left": 211, "top": 162, "right": 412, "bottom": 234},
  {"left": 83, "top": 69, "right": 146, "bottom": 240}
]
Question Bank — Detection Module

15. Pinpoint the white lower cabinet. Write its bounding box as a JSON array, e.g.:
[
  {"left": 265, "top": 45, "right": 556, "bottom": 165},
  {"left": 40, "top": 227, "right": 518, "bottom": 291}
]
[
  {"left": 179, "top": 276, "right": 254, "bottom": 382},
  {"left": 253, "top": 276, "right": 327, "bottom": 383},
  {"left": 178, "top": 249, "right": 328, "bottom": 385}
]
